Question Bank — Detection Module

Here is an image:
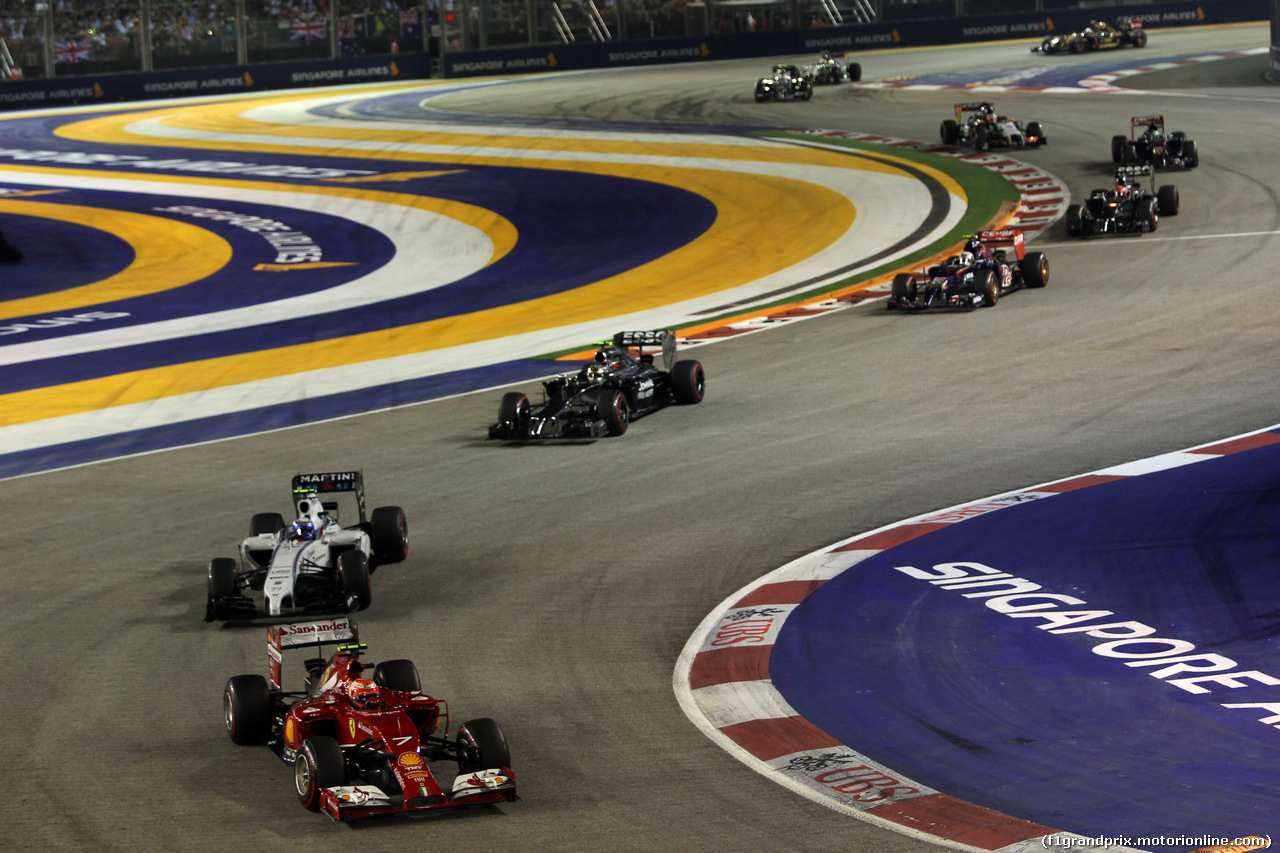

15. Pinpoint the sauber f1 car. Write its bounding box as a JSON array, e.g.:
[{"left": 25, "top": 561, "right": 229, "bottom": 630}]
[
  {"left": 940, "top": 102, "right": 1045, "bottom": 151},
  {"left": 489, "top": 331, "right": 705, "bottom": 440},
  {"left": 887, "top": 229, "right": 1048, "bottom": 311},
  {"left": 754, "top": 64, "right": 813, "bottom": 102},
  {"left": 205, "top": 471, "right": 409, "bottom": 622},
  {"left": 804, "top": 50, "right": 861, "bottom": 84},
  {"left": 1065, "top": 165, "right": 1179, "bottom": 238},
  {"left": 1112, "top": 115, "right": 1198, "bottom": 169},
  {"left": 222, "top": 618, "right": 517, "bottom": 820},
  {"left": 1033, "top": 18, "right": 1146, "bottom": 53}
]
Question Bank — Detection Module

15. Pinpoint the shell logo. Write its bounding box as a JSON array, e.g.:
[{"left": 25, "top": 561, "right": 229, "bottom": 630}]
[{"left": 398, "top": 752, "right": 424, "bottom": 768}]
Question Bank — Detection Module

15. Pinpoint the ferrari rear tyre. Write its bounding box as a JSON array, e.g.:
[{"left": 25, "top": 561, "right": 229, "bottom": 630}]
[
  {"left": 207, "top": 557, "right": 238, "bottom": 601},
  {"left": 940, "top": 119, "right": 959, "bottom": 144},
  {"left": 296, "top": 736, "right": 345, "bottom": 811},
  {"left": 370, "top": 505, "right": 408, "bottom": 566},
  {"left": 224, "top": 674, "right": 273, "bottom": 745},
  {"left": 250, "top": 512, "right": 285, "bottom": 537},
  {"left": 456, "top": 718, "right": 512, "bottom": 773},
  {"left": 1157, "top": 185, "right": 1179, "bottom": 216},
  {"left": 847, "top": 62, "right": 861, "bottom": 82},
  {"left": 1111, "top": 135, "right": 1126, "bottom": 163},
  {"left": 595, "top": 389, "right": 629, "bottom": 436},
  {"left": 1021, "top": 252, "right": 1049, "bottom": 288},
  {"left": 339, "top": 550, "right": 372, "bottom": 611},
  {"left": 671, "top": 360, "right": 706, "bottom": 405},
  {"left": 374, "top": 659, "right": 422, "bottom": 693},
  {"left": 975, "top": 269, "right": 999, "bottom": 307}
]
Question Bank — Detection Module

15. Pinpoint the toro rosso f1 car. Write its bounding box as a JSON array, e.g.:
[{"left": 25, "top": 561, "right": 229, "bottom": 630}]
[
  {"left": 887, "top": 229, "right": 1048, "bottom": 311},
  {"left": 205, "top": 471, "right": 409, "bottom": 622},
  {"left": 1033, "top": 18, "right": 1146, "bottom": 53},
  {"left": 754, "top": 64, "right": 813, "bottom": 102},
  {"left": 222, "top": 618, "right": 517, "bottom": 820},
  {"left": 1065, "top": 165, "right": 1179, "bottom": 237},
  {"left": 489, "top": 331, "right": 705, "bottom": 440},
  {"left": 940, "top": 102, "right": 1045, "bottom": 151},
  {"left": 1112, "top": 115, "right": 1198, "bottom": 169}
]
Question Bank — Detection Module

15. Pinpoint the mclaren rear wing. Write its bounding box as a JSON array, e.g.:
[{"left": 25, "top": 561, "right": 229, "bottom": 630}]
[{"left": 613, "top": 330, "right": 677, "bottom": 370}]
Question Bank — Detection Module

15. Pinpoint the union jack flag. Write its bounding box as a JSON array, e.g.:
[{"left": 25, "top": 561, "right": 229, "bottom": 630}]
[
  {"left": 290, "top": 17, "right": 326, "bottom": 41},
  {"left": 53, "top": 39, "right": 91, "bottom": 63}
]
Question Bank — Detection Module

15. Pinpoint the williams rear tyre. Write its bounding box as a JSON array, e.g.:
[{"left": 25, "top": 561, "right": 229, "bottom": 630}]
[
  {"left": 370, "top": 505, "right": 408, "bottom": 566},
  {"left": 250, "top": 513, "right": 285, "bottom": 537},
  {"left": 1111, "top": 135, "right": 1126, "bottom": 163},
  {"left": 594, "top": 388, "right": 629, "bottom": 436},
  {"left": 670, "top": 360, "right": 706, "bottom": 404},
  {"left": 224, "top": 674, "right": 273, "bottom": 745},
  {"left": 1021, "top": 252, "right": 1049, "bottom": 288},
  {"left": 456, "top": 717, "right": 512, "bottom": 773},
  {"left": 1157, "top": 185, "right": 1179, "bottom": 216},
  {"left": 296, "top": 736, "right": 345, "bottom": 811},
  {"left": 974, "top": 269, "right": 999, "bottom": 307},
  {"left": 940, "top": 119, "right": 959, "bottom": 145},
  {"left": 339, "top": 550, "right": 372, "bottom": 611},
  {"left": 373, "top": 659, "right": 422, "bottom": 693}
]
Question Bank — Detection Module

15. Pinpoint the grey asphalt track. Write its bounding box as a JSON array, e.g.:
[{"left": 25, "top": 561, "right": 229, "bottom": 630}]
[{"left": 3, "top": 23, "right": 1278, "bottom": 853}]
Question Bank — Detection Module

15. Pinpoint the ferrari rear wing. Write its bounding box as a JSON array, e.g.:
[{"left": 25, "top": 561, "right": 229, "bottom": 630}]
[
  {"left": 292, "top": 471, "right": 366, "bottom": 524},
  {"left": 267, "top": 617, "right": 360, "bottom": 690},
  {"left": 975, "top": 229, "right": 1026, "bottom": 261},
  {"left": 613, "top": 330, "right": 677, "bottom": 370}
]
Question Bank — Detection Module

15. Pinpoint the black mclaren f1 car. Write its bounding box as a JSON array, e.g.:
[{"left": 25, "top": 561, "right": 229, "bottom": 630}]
[
  {"left": 1065, "top": 165, "right": 1179, "bottom": 238},
  {"left": 489, "top": 331, "right": 705, "bottom": 440}
]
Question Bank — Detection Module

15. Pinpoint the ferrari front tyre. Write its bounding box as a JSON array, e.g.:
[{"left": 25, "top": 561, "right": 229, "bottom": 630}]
[
  {"left": 207, "top": 557, "right": 239, "bottom": 601},
  {"left": 847, "top": 62, "right": 861, "bottom": 82},
  {"left": 1065, "top": 204, "right": 1084, "bottom": 237},
  {"left": 373, "top": 659, "right": 422, "bottom": 693},
  {"left": 671, "top": 360, "right": 706, "bottom": 405},
  {"left": 595, "top": 388, "right": 629, "bottom": 436},
  {"left": 224, "top": 674, "right": 273, "bottom": 745},
  {"left": 1137, "top": 197, "right": 1158, "bottom": 232},
  {"left": 974, "top": 269, "right": 999, "bottom": 307},
  {"left": 296, "top": 736, "right": 345, "bottom": 811},
  {"left": 339, "top": 549, "right": 372, "bottom": 611},
  {"left": 1111, "top": 135, "right": 1126, "bottom": 163},
  {"left": 456, "top": 718, "right": 512, "bottom": 773},
  {"left": 940, "top": 119, "right": 959, "bottom": 144},
  {"left": 250, "top": 512, "right": 285, "bottom": 537},
  {"left": 1021, "top": 252, "right": 1049, "bottom": 288},
  {"left": 1156, "top": 185, "right": 1179, "bottom": 216},
  {"left": 370, "top": 505, "right": 408, "bottom": 566}
]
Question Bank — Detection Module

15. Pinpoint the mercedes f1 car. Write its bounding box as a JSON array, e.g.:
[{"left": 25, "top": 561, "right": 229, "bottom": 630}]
[
  {"left": 1112, "top": 115, "right": 1198, "bottom": 169},
  {"left": 489, "top": 331, "right": 705, "bottom": 440},
  {"left": 205, "top": 471, "right": 409, "bottom": 622},
  {"left": 1065, "top": 165, "right": 1179, "bottom": 238},
  {"left": 754, "top": 64, "right": 813, "bottom": 102},
  {"left": 222, "top": 618, "right": 517, "bottom": 820},
  {"left": 1033, "top": 18, "right": 1146, "bottom": 53},
  {"left": 940, "top": 102, "right": 1046, "bottom": 151},
  {"left": 804, "top": 50, "right": 861, "bottom": 84},
  {"left": 887, "top": 229, "right": 1048, "bottom": 311}
]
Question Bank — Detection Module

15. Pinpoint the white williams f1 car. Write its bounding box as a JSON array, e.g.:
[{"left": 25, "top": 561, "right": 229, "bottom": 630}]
[{"left": 205, "top": 472, "right": 408, "bottom": 622}]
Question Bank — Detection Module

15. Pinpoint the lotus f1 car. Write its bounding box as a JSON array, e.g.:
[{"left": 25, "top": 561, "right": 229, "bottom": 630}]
[
  {"left": 754, "top": 64, "right": 813, "bottom": 102},
  {"left": 222, "top": 618, "right": 517, "bottom": 820},
  {"left": 1065, "top": 165, "right": 1179, "bottom": 238},
  {"left": 1033, "top": 18, "right": 1146, "bottom": 53},
  {"left": 205, "top": 471, "right": 409, "bottom": 622},
  {"left": 804, "top": 50, "right": 861, "bottom": 84},
  {"left": 1112, "top": 115, "right": 1198, "bottom": 169},
  {"left": 489, "top": 331, "right": 705, "bottom": 440},
  {"left": 887, "top": 229, "right": 1048, "bottom": 311},
  {"left": 940, "top": 102, "right": 1045, "bottom": 151}
]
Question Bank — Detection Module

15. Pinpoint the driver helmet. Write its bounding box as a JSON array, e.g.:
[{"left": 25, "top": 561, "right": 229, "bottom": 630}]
[
  {"left": 288, "top": 519, "right": 317, "bottom": 542},
  {"left": 964, "top": 238, "right": 984, "bottom": 256},
  {"left": 955, "top": 251, "right": 974, "bottom": 267},
  {"left": 584, "top": 362, "right": 609, "bottom": 382},
  {"left": 1146, "top": 124, "right": 1163, "bottom": 141},
  {"left": 347, "top": 678, "right": 382, "bottom": 710}
]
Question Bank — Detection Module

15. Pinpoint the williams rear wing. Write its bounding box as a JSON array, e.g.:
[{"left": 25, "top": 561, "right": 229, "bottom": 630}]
[
  {"left": 613, "top": 330, "right": 677, "bottom": 370},
  {"left": 292, "top": 471, "right": 366, "bottom": 524},
  {"left": 267, "top": 617, "right": 359, "bottom": 691}
]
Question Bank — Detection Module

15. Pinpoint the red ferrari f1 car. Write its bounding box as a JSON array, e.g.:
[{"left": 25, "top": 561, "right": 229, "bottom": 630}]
[{"left": 222, "top": 618, "right": 517, "bottom": 820}]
